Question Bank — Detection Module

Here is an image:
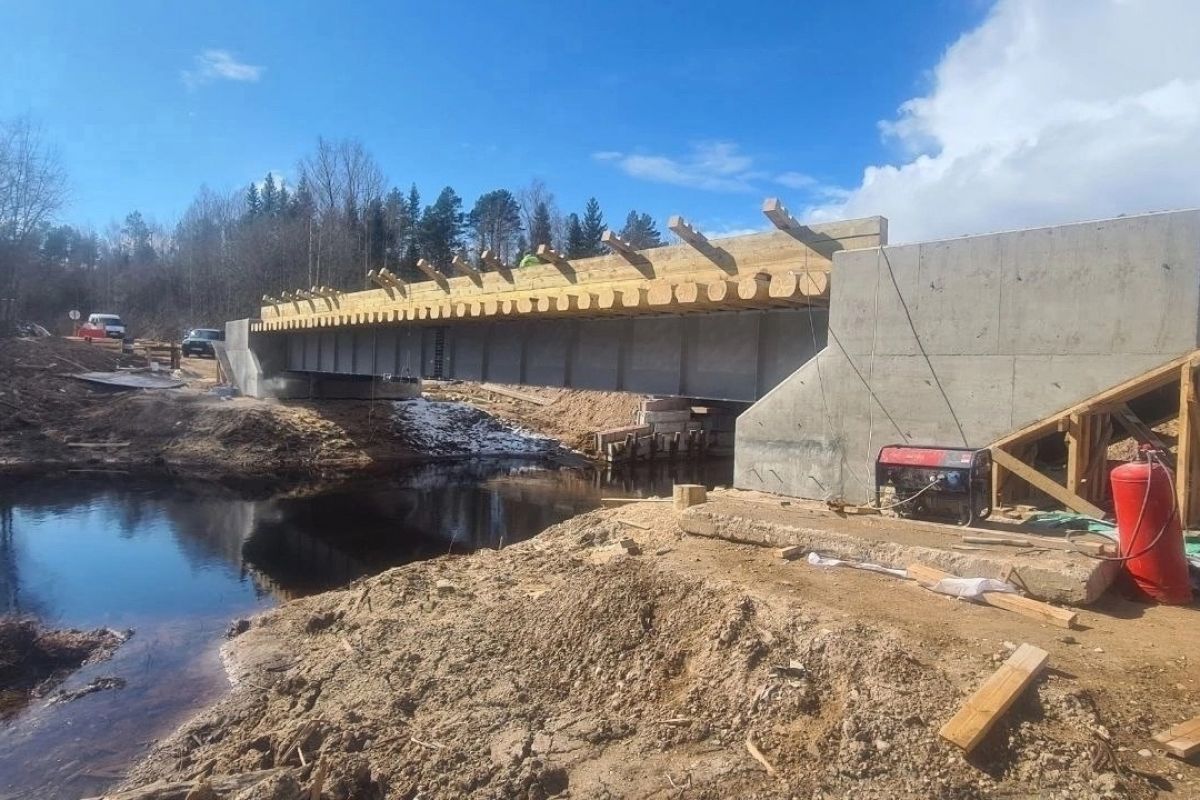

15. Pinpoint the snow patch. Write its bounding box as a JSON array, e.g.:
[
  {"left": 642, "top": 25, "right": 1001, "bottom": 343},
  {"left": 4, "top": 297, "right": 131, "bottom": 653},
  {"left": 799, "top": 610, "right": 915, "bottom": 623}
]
[{"left": 392, "top": 398, "right": 556, "bottom": 456}]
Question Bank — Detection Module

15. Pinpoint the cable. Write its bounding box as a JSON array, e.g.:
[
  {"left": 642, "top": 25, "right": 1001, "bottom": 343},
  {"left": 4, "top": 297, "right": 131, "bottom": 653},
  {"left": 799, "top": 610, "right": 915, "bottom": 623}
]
[
  {"left": 1069, "top": 450, "right": 1176, "bottom": 562},
  {"left": 870, "top": 475, "right": 944, "bottom": 511}
]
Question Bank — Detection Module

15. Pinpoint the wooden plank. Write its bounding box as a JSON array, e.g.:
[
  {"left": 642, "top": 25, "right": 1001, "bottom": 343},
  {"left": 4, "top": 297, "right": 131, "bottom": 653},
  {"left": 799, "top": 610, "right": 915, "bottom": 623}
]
[
  {"left": 1112, "top": 403, "right": 1169, "bottom": 452},
  {"left": 939, "top": 643, "right": 1049, "bottom": 752},
  {"left": 599, "top": 497, "right": 673, "bottom": 507},
  {"left": 1178, "top": 362, "right": 1199, "bottom": 528},
  {"left": 1153, "top": 715, "right": 1200, "bottom": 758},
  {"left": 479, "top": 383, "right": 552, "bottom": 406},
  {"left": 667, "top": 215, "right": 709, "bottom": 249},
  {"left": 777, "top": 545, "right": 804, "bottom": 560},
  {"left": 990, "top": 447, "right": 1106, "bottom": 519},
  {"left": 1065, "top": 413, "right": 1086, "bottom": 497},
  {"left": 993, "top": 351, "right": 1200, "bottom": 449},
  {"left": 906, "top": 562, "right": 1078, "bottom": 629}
]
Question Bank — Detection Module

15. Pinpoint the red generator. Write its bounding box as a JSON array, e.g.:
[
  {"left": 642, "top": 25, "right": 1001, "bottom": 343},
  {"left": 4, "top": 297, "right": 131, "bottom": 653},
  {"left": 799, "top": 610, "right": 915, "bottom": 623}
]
[{"left": 875, "top": 445, "right": 993, "bottom": 526}]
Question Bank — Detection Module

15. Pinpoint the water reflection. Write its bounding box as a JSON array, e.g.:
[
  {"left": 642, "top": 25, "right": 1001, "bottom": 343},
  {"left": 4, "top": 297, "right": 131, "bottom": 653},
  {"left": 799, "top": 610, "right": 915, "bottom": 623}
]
[{"left": 0, "top": 457, "right": 732, "bottom": 799}]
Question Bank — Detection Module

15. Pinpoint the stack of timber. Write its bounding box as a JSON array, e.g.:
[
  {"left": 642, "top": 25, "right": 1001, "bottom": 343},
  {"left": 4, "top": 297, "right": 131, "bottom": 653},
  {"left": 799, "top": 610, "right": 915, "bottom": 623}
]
[{"left": 251, "top": 206, "right": 885, "bottom": 332}]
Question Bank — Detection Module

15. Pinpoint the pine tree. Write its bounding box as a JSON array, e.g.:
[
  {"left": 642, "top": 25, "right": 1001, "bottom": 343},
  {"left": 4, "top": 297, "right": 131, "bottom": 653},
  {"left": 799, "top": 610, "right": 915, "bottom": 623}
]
[
  {"left": 402, "top": 184, "right": 422, "bottom": 274},
  {"left": 276, "top": 182, "right": 290, "bottom": 216},
  {"left": 245, "top": 183, "right": 261, "bottom": 219},
  {"left": 619, "top": 210, "right": 664, "bottom": 249},
  {"left": 261, "top": 173, "right": 278, "bottom": 216},
  {"left": 529, "top": 201, "right": 552, "bottom": 251},
  {"left": 418, "top": 187, "right": 464, "bottom": 273},
  {"left": 565, "top": 213, "right": 586, "bottom": 259},
  {"left": 468, "top": 189, "right": 523, "bottom": 263},
  {"left": 290, "top": 177, "right": 315, "bottom": 219},
  {"left": 580, "top": 197, "right": 605, "bottom": 256}
]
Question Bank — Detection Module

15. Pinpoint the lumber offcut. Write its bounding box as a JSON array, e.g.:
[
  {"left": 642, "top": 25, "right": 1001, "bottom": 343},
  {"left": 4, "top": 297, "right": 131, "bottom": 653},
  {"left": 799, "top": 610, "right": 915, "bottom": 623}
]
[
  {"left": 939, "top": 643, "right": 1050, "bottom": 752},
  {"left": 1153, "top": 715, "right": 1200, "bottom": 758},
  {"left": 673, "top": 484, "right": 708, "bottom": 510},
  {"left": 907, "top": 562, "right": 1078, "bottom": 629}
]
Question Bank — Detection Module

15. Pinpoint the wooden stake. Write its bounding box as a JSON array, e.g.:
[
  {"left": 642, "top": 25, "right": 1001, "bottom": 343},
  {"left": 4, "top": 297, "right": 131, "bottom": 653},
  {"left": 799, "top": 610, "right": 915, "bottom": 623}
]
[{"left": 939, "top": 643, "right": 1050, "bottom": 752}]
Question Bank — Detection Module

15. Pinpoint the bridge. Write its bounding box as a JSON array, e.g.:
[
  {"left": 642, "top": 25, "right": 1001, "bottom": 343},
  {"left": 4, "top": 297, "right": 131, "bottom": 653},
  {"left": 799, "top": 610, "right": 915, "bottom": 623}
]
[{"left": 233, "top": 201, "right": 886, "bottom": 402}]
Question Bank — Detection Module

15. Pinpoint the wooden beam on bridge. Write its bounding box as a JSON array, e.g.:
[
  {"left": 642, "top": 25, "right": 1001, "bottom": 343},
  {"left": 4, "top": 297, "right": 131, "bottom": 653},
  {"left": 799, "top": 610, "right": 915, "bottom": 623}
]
[
  {"left": 646, "top": 280, "right": 675, "bottom": 306},
  {"left": 763, "top": 197, "right": 803, "bottom": 234},
  {"left": 536, "top": 245, "right": 573, "bottom": 276},
  {"left": 770, "top": 269, "right": 829, "bottom": 300},
  {"left": 416, "top": 258, "right": 450, "bottom": 289},
  {"left": 668, "top": 215, "right": 709, "bottom": 249},
  {"left": 601, "top": 230, "right": 640, "bottom": 263},
  {"left": 452, "top": 254, "right": 482, "bottom": 284}
]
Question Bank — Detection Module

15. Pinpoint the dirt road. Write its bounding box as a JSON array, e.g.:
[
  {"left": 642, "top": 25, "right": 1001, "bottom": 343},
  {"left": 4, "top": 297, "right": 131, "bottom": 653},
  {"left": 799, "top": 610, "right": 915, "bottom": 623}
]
[{"left": 115, "top": 502, "right": 1198, "bottom": 799}]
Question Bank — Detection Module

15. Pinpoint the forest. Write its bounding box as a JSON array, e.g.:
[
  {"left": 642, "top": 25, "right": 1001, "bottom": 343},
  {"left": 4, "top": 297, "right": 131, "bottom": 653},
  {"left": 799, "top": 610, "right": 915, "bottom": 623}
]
[{"left": 0, "top": 116, "right": 668, "bottom": 336}]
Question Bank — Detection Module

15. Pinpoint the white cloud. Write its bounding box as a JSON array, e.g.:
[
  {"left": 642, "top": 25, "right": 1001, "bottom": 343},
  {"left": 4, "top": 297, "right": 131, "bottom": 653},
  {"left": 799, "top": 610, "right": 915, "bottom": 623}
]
[
  {"left": 774, "top": 171, "right": 818, "bottom": 190},
  {"left": 183, "top": 50, "right": 264, "bottom": 89},
  {"left": 594, "top": 142, "right": 829, "bottom": 195},
  {"left": 593, "top": 142, "right": 759, "bottom": 192},
  {"left": 805, "top": 0, "right": 1200, "bottom": 242}
]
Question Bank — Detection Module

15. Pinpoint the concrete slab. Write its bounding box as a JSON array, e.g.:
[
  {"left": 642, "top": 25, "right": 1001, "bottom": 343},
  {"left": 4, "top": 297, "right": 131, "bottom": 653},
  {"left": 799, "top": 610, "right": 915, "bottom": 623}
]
[{"left": 679, "top": 494, "right": 1117, "bottom": 606}]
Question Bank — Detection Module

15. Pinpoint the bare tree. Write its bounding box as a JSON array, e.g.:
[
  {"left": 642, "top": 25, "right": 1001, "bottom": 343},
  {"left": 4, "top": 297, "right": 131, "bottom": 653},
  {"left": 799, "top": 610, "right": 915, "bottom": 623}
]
[
  {"left": 0, "top": 116, "right": 68, "bottom": 294},
  {"left": 517, "top": 179, "right": 559, "bottom": 248}
]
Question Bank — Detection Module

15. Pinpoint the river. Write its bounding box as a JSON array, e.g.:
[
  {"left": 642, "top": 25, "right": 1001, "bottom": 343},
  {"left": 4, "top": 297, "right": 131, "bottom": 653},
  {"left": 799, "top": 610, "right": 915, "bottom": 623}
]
[{"left": 0, "top": 457, "right": 731, "bottom": 799}]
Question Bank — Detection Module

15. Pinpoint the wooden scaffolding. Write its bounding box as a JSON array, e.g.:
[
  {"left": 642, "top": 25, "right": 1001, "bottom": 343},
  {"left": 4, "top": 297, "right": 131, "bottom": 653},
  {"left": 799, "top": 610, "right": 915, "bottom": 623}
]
[{"left": 991, "top": 351, "right": 1200, "bottom": 528}]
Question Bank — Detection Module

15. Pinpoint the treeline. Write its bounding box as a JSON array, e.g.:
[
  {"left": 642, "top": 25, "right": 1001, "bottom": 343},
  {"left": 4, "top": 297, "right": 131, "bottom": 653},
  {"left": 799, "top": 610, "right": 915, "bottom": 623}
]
[{"left": 1, "top": 126, "right": 667, "bottom": 336}]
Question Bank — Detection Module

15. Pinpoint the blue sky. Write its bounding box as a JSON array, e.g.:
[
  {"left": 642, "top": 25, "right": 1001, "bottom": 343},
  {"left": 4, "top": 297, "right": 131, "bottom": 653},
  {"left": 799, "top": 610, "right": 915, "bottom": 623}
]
[{"left": 0, "top": 1, "right": 1001, "bottom": 236}]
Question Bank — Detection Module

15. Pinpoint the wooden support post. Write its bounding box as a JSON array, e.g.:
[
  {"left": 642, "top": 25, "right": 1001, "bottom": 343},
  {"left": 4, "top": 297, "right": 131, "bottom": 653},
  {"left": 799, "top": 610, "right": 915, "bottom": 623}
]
[
  {"left": 668, "top": 215, "right": 709, "bottom": 249},
  {"left": 939, "top": 643, "right": 1049, "bottom": 752},
  {"left": 601, "top": 230, "right": 640, "bottom": 263},
  {"left": 990, "top": 447, "right": 1106, "bottom": 519},
  {"left": 673, "top": 484, "right": 707, "bottom": 510},
  {"left": 1178, "top": 361, "right": 1200, "bottom": 528},
  {"left": 1065, "top": 413, "right": 1088, "bottom": 498}
]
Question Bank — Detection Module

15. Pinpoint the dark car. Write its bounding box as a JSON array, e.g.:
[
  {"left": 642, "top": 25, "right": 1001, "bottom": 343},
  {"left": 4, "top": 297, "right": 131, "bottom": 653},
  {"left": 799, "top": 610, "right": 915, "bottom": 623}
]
[{"left": 181, "top": 328, "right": 224, "bottom": 357}]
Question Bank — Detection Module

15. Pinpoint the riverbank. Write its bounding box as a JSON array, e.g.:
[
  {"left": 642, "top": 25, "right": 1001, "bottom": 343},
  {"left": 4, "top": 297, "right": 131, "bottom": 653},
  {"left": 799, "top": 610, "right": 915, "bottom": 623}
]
[
  {"left": 0, "top": 337, "right": 639, "bottom": 481},
  {"left": 112, "top": 496, "right": 1200, "bottom": 800},
  {"left": 0, "top": 618, "right": 128, "bottom": 720}
]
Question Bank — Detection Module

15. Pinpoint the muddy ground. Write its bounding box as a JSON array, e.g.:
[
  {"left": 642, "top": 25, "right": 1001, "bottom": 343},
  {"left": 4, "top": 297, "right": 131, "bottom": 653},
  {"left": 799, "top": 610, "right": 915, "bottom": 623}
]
[
  {"left": 0, "top": 617, "right": 128, "bottom": 719},
  {"left": 114, "top": 500, "right": 1200, "bottom": 800},
  {"left": 0, "top": 338, "right": 640, "bottom": 480}
]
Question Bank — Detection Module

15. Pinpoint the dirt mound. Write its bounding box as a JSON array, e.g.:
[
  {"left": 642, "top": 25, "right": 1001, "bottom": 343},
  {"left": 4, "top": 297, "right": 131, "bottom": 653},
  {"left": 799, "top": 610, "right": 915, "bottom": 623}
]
[
  {"left": 119, "top": 511, "right": 1138, "bottom": 800},
  {"left": 0, "top": 616, "right": 129, "bottom": 718}
]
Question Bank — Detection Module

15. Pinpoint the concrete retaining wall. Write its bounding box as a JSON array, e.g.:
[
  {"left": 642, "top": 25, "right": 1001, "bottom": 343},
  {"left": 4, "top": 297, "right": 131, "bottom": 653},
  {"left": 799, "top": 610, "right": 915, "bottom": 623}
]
[{"left": 735, "top": 209, "right": 1200, "bottom": 502}]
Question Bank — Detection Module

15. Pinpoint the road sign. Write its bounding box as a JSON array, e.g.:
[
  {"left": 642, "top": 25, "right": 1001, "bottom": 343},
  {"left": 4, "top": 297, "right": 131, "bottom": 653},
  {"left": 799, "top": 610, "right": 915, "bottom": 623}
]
[{"left": 68, "top": 309, "right": 80, "bottom": 320}]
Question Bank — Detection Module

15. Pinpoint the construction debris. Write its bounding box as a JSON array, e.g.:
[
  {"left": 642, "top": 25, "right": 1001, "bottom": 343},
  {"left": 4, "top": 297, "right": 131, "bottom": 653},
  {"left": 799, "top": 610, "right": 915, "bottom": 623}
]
[
  {"left": 907, "top": 562, "right": 1079, "bottom": 629},
  {"left": 939, "top": 643, "right": 1050, "bottom": 752},
  {"left": 1153, "top": 715, "right": 1200, "bottom": 758},
  {"left": 673, "top": 483, "right": 708, "bottom": 509}
]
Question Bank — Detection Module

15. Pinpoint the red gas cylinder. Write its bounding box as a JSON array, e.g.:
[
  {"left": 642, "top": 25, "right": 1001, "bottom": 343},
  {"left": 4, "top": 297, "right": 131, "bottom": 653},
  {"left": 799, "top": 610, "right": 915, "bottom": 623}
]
[{"left": 1110, "top": 457, "right": 1192, "bottom": 604}]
